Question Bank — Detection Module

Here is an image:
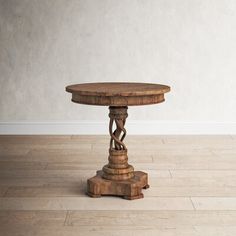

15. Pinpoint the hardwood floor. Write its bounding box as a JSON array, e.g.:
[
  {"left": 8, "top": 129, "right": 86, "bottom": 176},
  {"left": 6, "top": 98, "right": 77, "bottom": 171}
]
[{"left": 0, "top": 135, "right": 236, "bottom": 235}]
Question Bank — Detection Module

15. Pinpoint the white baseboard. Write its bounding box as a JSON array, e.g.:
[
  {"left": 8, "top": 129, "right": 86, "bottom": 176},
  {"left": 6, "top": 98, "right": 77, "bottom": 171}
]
[{"left": 0, "top": 121, "right": 236, "bottom": 135}]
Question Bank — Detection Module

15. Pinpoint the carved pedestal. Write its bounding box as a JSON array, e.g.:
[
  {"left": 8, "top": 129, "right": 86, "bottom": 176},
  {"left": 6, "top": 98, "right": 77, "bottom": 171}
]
[{"left": 87, "top": 106, "right": 149, "bottom": 200}]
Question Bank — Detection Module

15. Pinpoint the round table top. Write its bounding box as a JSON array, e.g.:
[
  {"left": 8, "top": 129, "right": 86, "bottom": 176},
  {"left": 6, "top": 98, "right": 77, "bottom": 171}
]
[{"left": 66, "top": 82, "right": 170, "bottom": 106}]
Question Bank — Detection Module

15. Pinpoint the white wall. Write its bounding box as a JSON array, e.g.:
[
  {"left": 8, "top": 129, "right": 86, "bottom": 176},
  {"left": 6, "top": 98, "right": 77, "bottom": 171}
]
[{"left": 1, "top": 0, "right": 236, "bottom": 134}]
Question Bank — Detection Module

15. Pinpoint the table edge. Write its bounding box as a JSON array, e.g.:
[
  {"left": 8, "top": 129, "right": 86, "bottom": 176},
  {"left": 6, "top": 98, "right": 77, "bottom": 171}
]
[{"left": 65, "top": 83, "right": 171, "bottom": 97}]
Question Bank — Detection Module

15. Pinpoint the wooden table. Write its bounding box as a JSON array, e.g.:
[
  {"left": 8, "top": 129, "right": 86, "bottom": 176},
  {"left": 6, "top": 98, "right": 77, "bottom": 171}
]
[{"left": 66, "top": 82, "right": 170, "bottom": 200}]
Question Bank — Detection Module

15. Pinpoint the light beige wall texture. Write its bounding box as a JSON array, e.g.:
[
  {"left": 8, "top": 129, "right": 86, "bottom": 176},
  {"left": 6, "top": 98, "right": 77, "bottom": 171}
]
[{"left": 0, "top": 0, "right": 236, "bottom": 122}]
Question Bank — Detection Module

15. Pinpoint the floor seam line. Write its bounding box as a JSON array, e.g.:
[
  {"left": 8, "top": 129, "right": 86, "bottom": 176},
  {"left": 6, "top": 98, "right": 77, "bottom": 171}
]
[
  {"left": 63, "top": 210, "right": 70, "bottom": 226},
  {"left": 190, "top": 197, "right": 196, "bottom": 210}
]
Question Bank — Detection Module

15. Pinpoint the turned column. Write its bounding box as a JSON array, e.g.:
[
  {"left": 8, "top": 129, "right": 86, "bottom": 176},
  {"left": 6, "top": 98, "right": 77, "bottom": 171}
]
[{"left": 102, "top": 106, "right": 134, "bottom": 181}]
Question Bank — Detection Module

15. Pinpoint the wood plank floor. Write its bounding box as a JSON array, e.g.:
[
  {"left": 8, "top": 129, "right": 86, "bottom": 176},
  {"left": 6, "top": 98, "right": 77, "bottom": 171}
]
[{"left": 0, "top": 135, "right": 236, "bottom": 235}]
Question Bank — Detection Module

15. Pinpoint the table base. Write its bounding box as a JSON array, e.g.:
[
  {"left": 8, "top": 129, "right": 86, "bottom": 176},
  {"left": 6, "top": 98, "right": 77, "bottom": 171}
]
[{"left": 87, "top": 170, "right": 149, "bottom": 200}]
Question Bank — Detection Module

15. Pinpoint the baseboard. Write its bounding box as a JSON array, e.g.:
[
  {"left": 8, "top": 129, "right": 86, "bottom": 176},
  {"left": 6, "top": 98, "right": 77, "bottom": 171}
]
[{"left": 0, "top": 121, "right": 236, "bottom": 135}]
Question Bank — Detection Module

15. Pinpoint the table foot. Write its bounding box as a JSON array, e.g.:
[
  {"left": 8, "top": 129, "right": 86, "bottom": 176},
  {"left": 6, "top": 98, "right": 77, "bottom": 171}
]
[
  {"left": 143, "top": 184, "right": 150, "bottom": 189},
  {"left": 87, "top": 170, "right": 149, "bottom": 200},
  {"left": 86, "top": 192, "right": 102, "bottom": 198},
  {"left": 123, "top": 193, "right": 144, "bottom": 200}
]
